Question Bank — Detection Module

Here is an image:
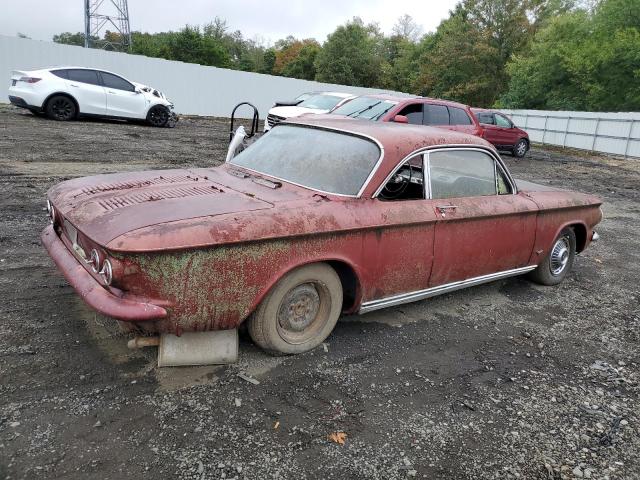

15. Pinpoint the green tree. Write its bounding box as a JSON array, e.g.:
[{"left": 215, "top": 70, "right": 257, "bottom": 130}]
[
  {"left": 314, "top": 18, "right": 385, "bottom": 87},
  {"left": 412, "top": 7, "right": 502, "bottom": 106},
  {"left": 501, "top": 0, "right": 640, "bottom": 110}
]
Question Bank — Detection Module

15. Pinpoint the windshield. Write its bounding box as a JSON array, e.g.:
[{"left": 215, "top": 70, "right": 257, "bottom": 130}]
[
  {"left": 332, "top": 97, "right": 397, "bottom": 120},
  {"left": 298, "top": 94, "right": 345, "bottom": 110},
  {"left": 230, "top": 125, "right": 380, "bottom": 196}
]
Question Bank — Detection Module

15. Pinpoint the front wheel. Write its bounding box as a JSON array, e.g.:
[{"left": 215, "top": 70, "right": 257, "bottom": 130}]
[
  {"left": 248, "top": 263, "right": 343, "bottom": 355},
  {"left": 146, "top": 105, "right": 170, "bottom": 127},
  {"left": 529, "top": 227, "right": 576, "bottom": 286},
  {"left": 513, "top": 139, "right": 528, "bottom": 158}
]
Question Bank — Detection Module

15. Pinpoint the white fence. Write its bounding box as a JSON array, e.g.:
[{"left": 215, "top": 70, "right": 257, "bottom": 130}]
[
  {"left": 0, "top": 35, "right": 403, "bottom": 118},
  {"left": 2, "top": 36, "right": 639, "bottom": 158},
  {"left": 501, "top": 109, "right": 640, "bottom": 159}
]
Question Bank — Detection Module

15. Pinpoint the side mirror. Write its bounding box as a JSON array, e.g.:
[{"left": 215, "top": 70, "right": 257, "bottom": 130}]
[{"left": 393, "top": 115, "right": 409, "bottom": 124}]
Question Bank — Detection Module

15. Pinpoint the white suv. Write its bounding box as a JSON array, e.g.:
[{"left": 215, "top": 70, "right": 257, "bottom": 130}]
[
  {"left": 264, "top": 92, "right": 355, "bottom": 131},
  {"left": 8, "top": 67, "right": 176, "bottom": 127}
]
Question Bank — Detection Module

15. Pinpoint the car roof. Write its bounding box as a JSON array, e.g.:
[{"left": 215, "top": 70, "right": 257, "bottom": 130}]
[
  {"left": 352, "top": 94, "right": 473, "bottom": 109},
  {"left": 285, "top": 115, "right": 497, "bottom": 197},
  {"left": 311, "top": 92, "right": 356, "bottom": 98},
  {"left": 44, "top": 66, "right": 125, "bottom": 77}
]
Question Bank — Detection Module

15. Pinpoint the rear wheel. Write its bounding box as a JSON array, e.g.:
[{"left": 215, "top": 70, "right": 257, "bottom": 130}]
[
  {"left": 146, "top": 105, "right": 170, "bottom": 127},
  {"left": 45, "top": 95, "right": 76, "bottom": 121},
  {"left": 513, "top": 138, "right": 528, "bottom": 158},
  {"left": 248, "top": 263, "right": 343, "bottom": 355},
  {"left": 529, "top": 227, "right": 576, "bottom": 286}
]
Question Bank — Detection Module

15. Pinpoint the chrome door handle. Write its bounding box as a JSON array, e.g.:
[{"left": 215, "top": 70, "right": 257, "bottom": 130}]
[
  {"left": 70, "top": 84, "right": 79, "bottom": 87},
  {"left": 436, "top": 205, "right": 458, "bottom": 217}
]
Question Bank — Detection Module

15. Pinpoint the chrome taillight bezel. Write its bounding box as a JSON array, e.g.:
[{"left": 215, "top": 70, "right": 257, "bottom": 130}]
[{"left": 99, "top": 259, "right": 113, "bottom": 286}]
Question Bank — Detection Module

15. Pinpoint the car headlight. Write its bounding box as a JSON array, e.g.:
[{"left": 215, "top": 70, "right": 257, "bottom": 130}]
[{"left": 99, "top": 259, "right": 113, "bottom": 286}]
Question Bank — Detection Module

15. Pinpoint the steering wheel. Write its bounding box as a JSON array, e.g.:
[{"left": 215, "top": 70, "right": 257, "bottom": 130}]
[{"left": 379, "top": 163, "right": 414, "bottom": 200}]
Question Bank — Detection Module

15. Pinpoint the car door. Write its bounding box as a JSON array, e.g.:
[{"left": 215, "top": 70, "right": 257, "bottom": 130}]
[
  {"left": 477, "top": 112, "right": 503, "bottom": 146},
  {"left": 65, "top": 69, "right": 106, "bottom": 115},
  {"left": 494, "top": 113, "right": 519, "bottom": 146},
  {"left": 361, "top": 154, "right": 438, "bottom": 305},
  {"left": 426, "top": 148, "right": 538, "bottom": 287},
  {"left": 99, "top": 71, "right": 147, "bottom": 119},
  {"left": 447, "top": 106, "right": 477, "bottom": 136}
]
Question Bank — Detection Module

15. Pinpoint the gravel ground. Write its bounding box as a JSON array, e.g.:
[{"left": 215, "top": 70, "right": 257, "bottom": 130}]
[{"left": 0, "top": 105, "right": 638, "bottom": 480}]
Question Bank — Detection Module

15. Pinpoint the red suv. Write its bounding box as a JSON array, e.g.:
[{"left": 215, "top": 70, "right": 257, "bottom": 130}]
[
  {"left": 472, "top": 108, "right": 530, "bottom": 158},
  {"left": 331, "top": 94, "right": 483, "bottom": 137}
]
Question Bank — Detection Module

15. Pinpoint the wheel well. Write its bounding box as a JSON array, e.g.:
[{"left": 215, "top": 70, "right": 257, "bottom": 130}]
[
  {"left": 326, "top": 260, "right": 360, "bottom": 312},
  {"left": 571, "top": 223, "right": 587, "bottom": 252},
  {"left": 43, "top": 93, "right": 79, "bottom": 115}
]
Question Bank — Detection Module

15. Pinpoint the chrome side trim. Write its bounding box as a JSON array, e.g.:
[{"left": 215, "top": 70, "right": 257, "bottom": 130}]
[{"left": 358, "top": 265, "right": 537, "bottom": 314}]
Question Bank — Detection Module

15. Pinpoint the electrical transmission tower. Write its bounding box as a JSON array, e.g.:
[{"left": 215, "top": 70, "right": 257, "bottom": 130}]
[{"left": 84, "top": 0, "right": 132, "bottom": 51}]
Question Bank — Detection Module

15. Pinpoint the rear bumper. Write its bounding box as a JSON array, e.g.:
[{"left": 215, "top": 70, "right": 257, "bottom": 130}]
[
  {"left": 8, "top": 95, "right": 30, "bottom": 109},
  {"left": 41, "top": 225, "right": 168, "bottom": 322}
]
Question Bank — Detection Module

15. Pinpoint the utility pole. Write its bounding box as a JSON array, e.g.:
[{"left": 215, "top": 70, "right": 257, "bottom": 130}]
[{"left": 84, "top": 0, "right": 132, "bottom": 51}]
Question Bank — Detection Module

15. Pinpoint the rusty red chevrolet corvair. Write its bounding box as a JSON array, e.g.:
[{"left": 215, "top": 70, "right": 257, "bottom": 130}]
[{"left": 42, "top": 117, "right": 602, "bottom": 358}]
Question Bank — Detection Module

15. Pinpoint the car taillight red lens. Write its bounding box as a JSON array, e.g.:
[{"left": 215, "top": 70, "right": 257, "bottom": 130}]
[{"left": 19, "top": 77, "right": 41, "bottom": 83}]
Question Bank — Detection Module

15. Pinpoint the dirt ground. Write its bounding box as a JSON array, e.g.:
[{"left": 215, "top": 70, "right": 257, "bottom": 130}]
[{"left": 0, "top": 104, "right": 638, "bottom": 480}]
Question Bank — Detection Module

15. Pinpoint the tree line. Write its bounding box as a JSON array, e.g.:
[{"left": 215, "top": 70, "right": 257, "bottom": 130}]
[{"left": 53, "top": 0, "right": 639, "bottom": 111}]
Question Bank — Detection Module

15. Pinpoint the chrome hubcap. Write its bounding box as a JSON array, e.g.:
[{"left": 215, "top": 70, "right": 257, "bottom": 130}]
[
  {"left": 517, "top": 141, "right": 527, "bottom": 155},
  {"left": 550, "top": 236, "right": 570, "bottom": 275}
]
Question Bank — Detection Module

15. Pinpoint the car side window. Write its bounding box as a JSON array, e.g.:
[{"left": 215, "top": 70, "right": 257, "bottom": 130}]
[
  {"left": 379, "top": 155, "right": 425, "bottom": 201},
  {"left": 448, "top": 107, "right": 472, "bottom": 125},
  {"left": 429, "top": 150, "right": 498, "bottom": 199},
  {"left": 51, "top": 69, "right": 69, "bottom": 80},
  {"left": 67, "top": 69, "right": 101, "bottom": 86},
  {"left": 497, "top": 167, "right": 512, "bottom": 195},
  {"left": 424, "top": 104, "right": 449, "bottom": 126},
  {"left": 495, "top": 114, "right": 512, "bottom": 128},
  {"left": 397, "top": 103, "right": 423, "bottom": 125},
  {"left": 100, "top": 72, "right": 135, "bottom": 92},
  {"left": 476, "top": 113, "right": 495, "bottom": 125}
]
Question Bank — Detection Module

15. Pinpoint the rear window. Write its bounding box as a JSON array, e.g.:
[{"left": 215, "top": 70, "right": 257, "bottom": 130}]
[
  {"left": 424, "top": 104, "right": 449, "bottom": 125},
  {"left": 67, "top": 69, "right": 100, "bottom": 86},
  {"left": 476, "top": 112, "right": 494, "bottom": 125},
  {"left": 230, "top": 125, "right": 380, "bottom": 196},
  {"left": 51, "top": 69, "right": 68, "bottom": 79},
  {"left": 449, "top": 107, "right": 472, "bottom": 125}
]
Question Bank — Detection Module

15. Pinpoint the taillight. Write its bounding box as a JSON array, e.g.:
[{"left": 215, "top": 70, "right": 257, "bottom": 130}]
[{"left": 19, "top": 77, "right": 41, "bottom": 83}]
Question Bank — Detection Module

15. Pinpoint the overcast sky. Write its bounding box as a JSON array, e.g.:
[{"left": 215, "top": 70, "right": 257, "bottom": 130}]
[{"left": 0, "top": 0, "right": 459, "bottom": 44}]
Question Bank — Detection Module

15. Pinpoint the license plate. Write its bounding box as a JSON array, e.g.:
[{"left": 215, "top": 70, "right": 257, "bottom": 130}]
[{"left": 11, "top": 79, "right": 16, "bottom": 86}]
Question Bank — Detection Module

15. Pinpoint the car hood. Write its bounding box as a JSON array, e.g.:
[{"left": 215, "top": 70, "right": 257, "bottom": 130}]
[
  {"left": 47, "top": 167, "right": 279, "bottom": 248},
  {"left": 269, "top": 105, "right": 330, "bottom": 118}
]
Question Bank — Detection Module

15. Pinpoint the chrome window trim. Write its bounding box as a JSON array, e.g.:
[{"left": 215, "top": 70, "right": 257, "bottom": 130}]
[
  {"left": 359, "top": 265, "right": 537, "bottom": 314},
  {"left": 372, "top": 145, "right": 517, "bottom": 199},
  {"left": 229, "top": 123, "right": 385, "bottom": 199}
]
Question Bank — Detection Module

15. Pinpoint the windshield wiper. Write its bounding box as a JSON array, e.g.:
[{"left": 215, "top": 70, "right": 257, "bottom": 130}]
[
  {"left": 347, "top": 101, "right": 382, "bottom": 118},
  {"left": 372, "top": 105, "right": 394, "bottom": 121}
]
